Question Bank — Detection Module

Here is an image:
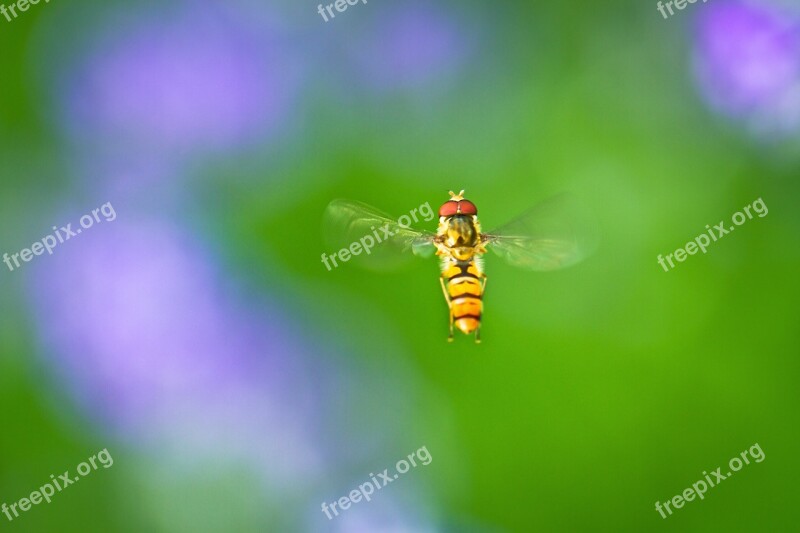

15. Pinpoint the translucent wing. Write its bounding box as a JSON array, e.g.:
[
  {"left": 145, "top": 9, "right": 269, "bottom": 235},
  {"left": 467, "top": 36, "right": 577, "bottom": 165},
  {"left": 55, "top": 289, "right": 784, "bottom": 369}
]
[
  {"left": 482, "top": 194, "right": 598, "bottom": 271},
  {"left": 323, "top": 199, "right": 437, "bottom": 270}
]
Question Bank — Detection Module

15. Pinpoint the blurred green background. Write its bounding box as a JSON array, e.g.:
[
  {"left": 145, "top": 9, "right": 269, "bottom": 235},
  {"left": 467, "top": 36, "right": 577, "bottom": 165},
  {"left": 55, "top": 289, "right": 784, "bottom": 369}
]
[{"left": 1, "top": 0, "right": 798, "bottom": 531}]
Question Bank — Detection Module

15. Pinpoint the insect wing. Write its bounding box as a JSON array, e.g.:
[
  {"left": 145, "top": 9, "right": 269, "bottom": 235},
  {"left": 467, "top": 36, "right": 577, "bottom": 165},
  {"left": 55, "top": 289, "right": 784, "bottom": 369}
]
[
  {"left": 323, "top": 199, "right": 436, "bottom": 270},
  {"left": 482, "top": 194, "right": 597, "bottom": 271}
]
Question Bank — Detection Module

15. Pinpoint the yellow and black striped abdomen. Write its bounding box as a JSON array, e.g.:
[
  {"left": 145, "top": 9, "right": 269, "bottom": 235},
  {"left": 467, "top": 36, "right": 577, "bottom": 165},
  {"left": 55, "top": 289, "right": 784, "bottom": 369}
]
[{"left": 443, "top": 261, "right": 483, "bottom": 334}]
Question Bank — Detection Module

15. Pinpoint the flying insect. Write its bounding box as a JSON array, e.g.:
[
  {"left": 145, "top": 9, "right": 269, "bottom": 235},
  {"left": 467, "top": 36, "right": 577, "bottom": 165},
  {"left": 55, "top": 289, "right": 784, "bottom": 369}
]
[{"left": 324, "top": 191, "right": 595, "bottom": 342}]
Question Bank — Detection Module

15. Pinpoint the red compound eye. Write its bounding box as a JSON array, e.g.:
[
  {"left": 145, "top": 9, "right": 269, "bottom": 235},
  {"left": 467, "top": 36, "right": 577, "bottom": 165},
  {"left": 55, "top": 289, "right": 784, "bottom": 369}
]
[
  {"left": 438, "top": 200, "right": 459, "bottom": 217},
  {"left": 458, "top": 200, "right": 477, "bottom": 215}
]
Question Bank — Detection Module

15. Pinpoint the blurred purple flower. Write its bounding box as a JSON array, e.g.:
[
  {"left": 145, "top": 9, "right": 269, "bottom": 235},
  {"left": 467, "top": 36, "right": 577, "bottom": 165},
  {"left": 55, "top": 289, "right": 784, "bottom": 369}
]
[
  {"left": 24, "top": 209, "right": 458, "bottom": 527},
  {"left": 350, "top": 2, "right": 470, "bottom": 91},
  {"left": 63, "top": 5, "right": 300, "bottom": 153},
  {"left": 29, "top": 217, "right": 322, "bottom": 486},
  {"left": 694, "top": 1, "right": 800, "bottom": 134},
  {"left": 311, "top": 495, "right": 438, "bottom": 533}
]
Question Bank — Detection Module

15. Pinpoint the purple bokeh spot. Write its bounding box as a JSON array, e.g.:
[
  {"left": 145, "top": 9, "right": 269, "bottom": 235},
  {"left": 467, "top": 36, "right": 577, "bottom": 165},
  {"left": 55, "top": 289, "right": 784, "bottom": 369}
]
[
  {"left": 694, "top": 1, "right": 800, "bottom": 131},
  {"left": 64, "top": 7, "right": 299, "bottom": 152},
  {"left": 352, "top": 3, "right": 470, "bottom": 90},
  {"left": 28, "top": 217, "right": 321, "bottom": 483}
]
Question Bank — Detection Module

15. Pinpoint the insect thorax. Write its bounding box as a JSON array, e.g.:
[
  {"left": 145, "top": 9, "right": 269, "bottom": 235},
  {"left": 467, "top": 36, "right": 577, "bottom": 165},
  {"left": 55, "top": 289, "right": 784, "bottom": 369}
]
[{"left": 437, "top": 215, "right": 482, "bottom": 261}]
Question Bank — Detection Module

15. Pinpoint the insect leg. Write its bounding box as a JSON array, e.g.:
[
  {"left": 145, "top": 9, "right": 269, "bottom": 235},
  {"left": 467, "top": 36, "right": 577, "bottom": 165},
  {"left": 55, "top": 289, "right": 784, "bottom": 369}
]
[
  {"left": 439, "top": 277, "right": 454, "bottom": 342},
  {"left": 475, "top": 274, "right": 486, "bottom": 343},
  {"left": 448, "top": 310, "right": 455, "bottom": 342},
  {"left": 439, "top": 276, "right": 451, "bottom": 305}
]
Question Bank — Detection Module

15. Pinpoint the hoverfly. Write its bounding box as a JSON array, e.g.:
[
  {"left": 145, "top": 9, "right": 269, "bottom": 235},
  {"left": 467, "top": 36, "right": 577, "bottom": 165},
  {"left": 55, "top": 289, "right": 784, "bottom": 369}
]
[{"left": 324, "top": 191, "right": 595, "bottom": 342}]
